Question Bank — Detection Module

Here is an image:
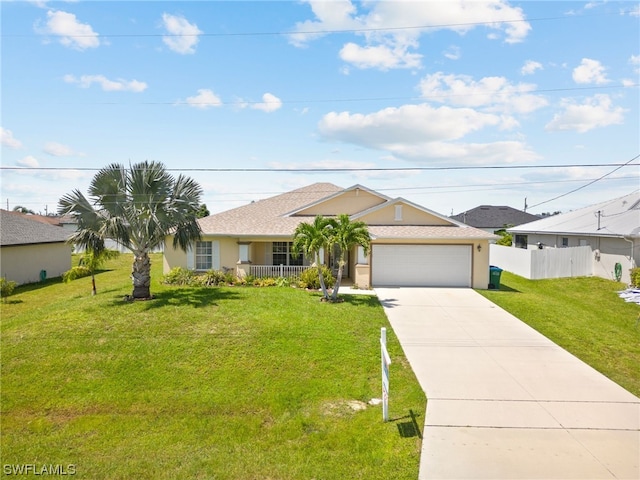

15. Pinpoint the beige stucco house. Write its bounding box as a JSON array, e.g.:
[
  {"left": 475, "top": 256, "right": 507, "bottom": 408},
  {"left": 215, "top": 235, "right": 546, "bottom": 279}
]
[
  {"left": 164, "top": 183, "right": 497, "bottom": 289},
  {"left": 0, "top": 210, "right": 72, "bottom": 285}
]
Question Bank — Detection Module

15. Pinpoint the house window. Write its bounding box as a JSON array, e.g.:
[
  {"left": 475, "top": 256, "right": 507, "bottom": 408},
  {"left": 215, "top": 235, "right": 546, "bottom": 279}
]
[
  {"left": 515, "top": 234, "right": 528, "bottom": 249},
  {"left": 562, "top": 237, "right": 569, "bottom": 247},
  {"left": 272, "top": 242, "right": 302, "bottom": 266},
  {"left": 195, "top": 241, "right": 213, "bottom": 270}
]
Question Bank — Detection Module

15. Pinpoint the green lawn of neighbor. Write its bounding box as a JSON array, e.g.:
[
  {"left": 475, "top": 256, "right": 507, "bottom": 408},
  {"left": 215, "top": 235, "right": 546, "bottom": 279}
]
[
  {"left": 1, "top": 254, "right": 425, "bottom": 480},
  {"left": 479, "top": 271, "right": 640, "bottom": 397}
]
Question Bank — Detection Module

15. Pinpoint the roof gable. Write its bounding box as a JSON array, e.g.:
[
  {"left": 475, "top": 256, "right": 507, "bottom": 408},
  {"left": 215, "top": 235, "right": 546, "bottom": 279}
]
[
  {"left": 0, "top": 210, "right": 71, "bottom": 246},
  {"left": 287, "top": 184, "right": 389, "bottom": 217},
  {"left": 354, "top": 198, "right": 459, "bottom": 226}
]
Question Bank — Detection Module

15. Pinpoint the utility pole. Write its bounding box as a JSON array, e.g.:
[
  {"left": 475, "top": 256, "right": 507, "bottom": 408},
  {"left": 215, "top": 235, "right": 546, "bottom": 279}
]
[
  {"left": 524, "top": 197, "right": 528, "bottom": 212},
  {"left": 597, "top": 210, "right": 602, "bottom": 230}
]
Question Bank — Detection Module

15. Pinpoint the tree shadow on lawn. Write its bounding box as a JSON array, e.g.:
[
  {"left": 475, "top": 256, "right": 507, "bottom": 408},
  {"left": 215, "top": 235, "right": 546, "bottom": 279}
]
[
  {"left": 339, "top": 294, "right": 381, "bottom": 308},
  {"left": 109, "top": 287, "right": 243, "bottom": 309}
]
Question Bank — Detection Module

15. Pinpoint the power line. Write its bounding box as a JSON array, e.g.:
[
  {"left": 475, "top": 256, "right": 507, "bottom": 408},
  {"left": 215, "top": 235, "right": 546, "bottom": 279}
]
[
  {"left": 527, "top": 154, "right": 640, "bottom": 209},
  {"left": 3, "top": 10, "right": 628, "bottom": 39},
  {"left": 2, "top": 161, "right": 638, "bottom": 174}
]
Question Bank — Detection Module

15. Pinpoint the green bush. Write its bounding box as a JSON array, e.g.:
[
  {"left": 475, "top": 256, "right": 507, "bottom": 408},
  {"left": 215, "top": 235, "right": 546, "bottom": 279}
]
[
  {"left": 630, "top": 267, "right": 640, "bottom": 288},
  {"left": 1, "top": 278, "right": 17, "bottom": 302},
  {"left": 162, "top": 267, "right": 197, "bottom": 286},
  {"left": 62, "top": 265, "right": 92, "bottom": 283},
  {"left": 197, "top": 269, "right": 228, "bottom": 287},
  {"left": 298, "top": 266, "right": 335, "bottom": 290}
]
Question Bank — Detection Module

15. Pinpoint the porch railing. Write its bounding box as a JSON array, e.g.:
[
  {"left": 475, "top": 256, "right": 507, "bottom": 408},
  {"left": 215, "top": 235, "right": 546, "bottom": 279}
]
[{"left": 250, "top": 264, "right": 309, "bottom": 279}]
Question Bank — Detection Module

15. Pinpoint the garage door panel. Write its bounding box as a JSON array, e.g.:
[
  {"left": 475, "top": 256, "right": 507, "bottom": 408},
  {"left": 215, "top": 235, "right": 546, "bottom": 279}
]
[{"left": 372, "top": 245, "right": 471, "bottom": 287}]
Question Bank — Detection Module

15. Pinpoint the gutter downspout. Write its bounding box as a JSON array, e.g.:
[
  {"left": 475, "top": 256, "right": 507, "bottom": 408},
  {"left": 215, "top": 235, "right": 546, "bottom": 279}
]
[{"left": 622, "top": 235, "right": 638, "bottom": 277}]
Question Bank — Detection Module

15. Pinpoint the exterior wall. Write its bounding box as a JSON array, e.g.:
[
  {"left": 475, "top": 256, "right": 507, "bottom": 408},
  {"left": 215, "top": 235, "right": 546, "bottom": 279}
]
[
  {"left": 0, "top": 243, "right": 72, "bottom": 285},
  {"left": 368, "top": 238, "right": 491, "bottom": 290},
  {"left": 296, "top": 189, "right": 385, "bottom": 216},
  {"left": 359, "top": 203, "right": 452, "bottom": 226},
  {"left": 507, "top": 234, "right": 638, "bottom": 284}
]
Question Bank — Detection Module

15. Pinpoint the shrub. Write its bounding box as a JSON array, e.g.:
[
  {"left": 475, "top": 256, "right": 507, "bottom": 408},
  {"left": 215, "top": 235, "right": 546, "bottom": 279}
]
[
  {"left": 162, "top": 267, "right": 197, "bottom": 286},
  {"left": 630, "top": 267, "right": 640, "bottom": 288},
  {"left": 254, "top": 277, "right": 278, "bottom": 287},
  {"left": 62, "top": 265, "right": 92, "bottom": 283},
  {"left": 198, "top": 269, "right": 228, "bottom": 287},
  {"left": 1, "top": 278, "right": 17, "bottom": 303},
  {"left": 299, "top": 266, "right": 335, "bottom": 290}
]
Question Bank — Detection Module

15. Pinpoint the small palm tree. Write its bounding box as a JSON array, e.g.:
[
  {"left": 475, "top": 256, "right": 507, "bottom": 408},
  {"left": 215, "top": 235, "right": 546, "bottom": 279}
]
[
  {"left": 292, "top": 215, "right": 333, "bottom": 300},
  {"left": 328, "top": 214, "right": 371, "bottom": 302},
  {"left": 59, "top": 161, "right": 203, "bottom": 299},
  {"left": 64, "top": 248, "right": 120, "bottom": 296}
]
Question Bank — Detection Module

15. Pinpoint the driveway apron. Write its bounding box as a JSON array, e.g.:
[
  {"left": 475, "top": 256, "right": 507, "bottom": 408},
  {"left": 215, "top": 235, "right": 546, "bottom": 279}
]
[{"left": 375, "top": 287, "right": 640, "bottom": 480}]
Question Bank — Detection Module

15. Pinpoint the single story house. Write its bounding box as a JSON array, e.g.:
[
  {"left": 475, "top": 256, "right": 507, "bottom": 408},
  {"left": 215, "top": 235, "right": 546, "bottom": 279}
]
[
  {"left": 0, "top": 210, "right": 72, "bottom": 285},
  {"left": 507, "top": 191, "right": 640, "bottom": 283},
  {"left": 451, "top": 205, "right": 540, "bottom": 235},
  {"left": 164, "top": 183, "right": 497, "bottom": 289}
]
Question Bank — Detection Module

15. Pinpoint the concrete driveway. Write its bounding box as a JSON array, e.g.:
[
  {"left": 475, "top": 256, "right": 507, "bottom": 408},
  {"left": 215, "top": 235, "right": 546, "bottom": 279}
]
[{"left": 375, "top": 287, "right": 640, "bottom": 480}]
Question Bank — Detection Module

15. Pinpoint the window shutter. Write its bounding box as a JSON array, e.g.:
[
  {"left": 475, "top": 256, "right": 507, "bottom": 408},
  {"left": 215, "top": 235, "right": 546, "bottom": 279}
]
[
  {"left": 212, "top": 241, "right": 220, "bottom": 270},
  {"left": 186, "top": 243, "right": 194, "bottom": 270}
]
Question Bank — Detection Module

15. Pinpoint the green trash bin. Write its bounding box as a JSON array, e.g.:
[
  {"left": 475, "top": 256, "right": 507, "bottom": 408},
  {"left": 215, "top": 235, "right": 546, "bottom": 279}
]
[{"left": 489, "top": 266, "right": 502, "bottom": 290}]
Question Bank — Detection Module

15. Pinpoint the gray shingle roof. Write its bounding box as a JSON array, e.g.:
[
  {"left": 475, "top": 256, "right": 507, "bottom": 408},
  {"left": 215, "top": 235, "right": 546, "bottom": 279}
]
[
  {"left": 509, "top": 191, "right": 640, "bottom": 238},
  {"left": 0, "top": 210, "right": 71, "bottom": 246},
  {"left": 451, "top": 205, "right": 540, "bottom": 229}
]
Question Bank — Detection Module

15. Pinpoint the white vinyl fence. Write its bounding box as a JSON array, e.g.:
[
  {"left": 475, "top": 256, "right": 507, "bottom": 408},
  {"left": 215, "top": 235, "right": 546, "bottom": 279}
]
[{"left": 490, "top": 244, "right": 593, "bottom": 280}]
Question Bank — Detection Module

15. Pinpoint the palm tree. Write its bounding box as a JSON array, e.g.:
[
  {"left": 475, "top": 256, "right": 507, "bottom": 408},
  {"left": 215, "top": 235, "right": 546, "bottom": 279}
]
[
  {"left": 58, "top": 161, "right": 202, "bottom": 299},
  {"left": 292, "top": 215, "right": 333, "bottom": 300},
  {"left": 328, "top": 214, "right": 371, "bottom": 302},
  {"left": 66, "top": 248, "right": 120, "bottom": 296}
]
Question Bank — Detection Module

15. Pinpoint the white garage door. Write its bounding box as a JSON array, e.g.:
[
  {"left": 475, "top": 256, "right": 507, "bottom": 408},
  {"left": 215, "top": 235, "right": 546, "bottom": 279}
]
[{"left": 372, "top": 244, "right": 472, "bottom": 287}]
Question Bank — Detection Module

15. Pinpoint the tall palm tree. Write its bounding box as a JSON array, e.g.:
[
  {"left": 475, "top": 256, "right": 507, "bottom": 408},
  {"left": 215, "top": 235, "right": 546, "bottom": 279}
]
[
  {"left": 328, "top": 214, "right": 371, "bottom": 302},
  {"left": 58, "top": 161, "right": 202, "bottom": 299},
  {"left": 292, "top": 215, "right": 333, "bottom": 300}
]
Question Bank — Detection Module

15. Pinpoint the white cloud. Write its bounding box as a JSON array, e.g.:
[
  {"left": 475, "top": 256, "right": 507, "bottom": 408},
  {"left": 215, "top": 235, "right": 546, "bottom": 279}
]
[
  {"left": 251, "top": 93, "right": 283, "bottom": 113},
  {"left": 17, "top": 156, "right": 40, "bottom": 168},
  {"left": 36, "top": 10, "right": 100, "bottom": 50},
  {"left": 64, "top": 74, "right": 147, "bottom": 92},
  {"left": 43, "top": 142, "right": 75, "bottom": 156},
  {"left": 629, "top": 54, "right": 640, "bottom": 74},
  {"left": 318, "top": 103, "right": 499, "bottom": 146},
  {"left": 289, "top": 1, "right": 531, "bottom": 71},
  {"left": 545, "top": 94, "right": 625, "bottom": 133},
  {"left": 161, "top": 13, "right": 202, "bottom": 54},
  {"left": 521, "top": 60, "right": 543, "bottom": 75},
  {"left": 443, "top": 46, "right": 461, "bottom": 61},
  {"left": 418, "top": 72, "right": 548, "bottom": 115},
  {"left": 339, "top": 42, "right": 422, "bottom": 70},
  {"left": 572, "top": 58, "right": 609, "bottom": 84},
  {"left": 1, "top": 128, "right": 23, "bottom": 148},
  {"left": 183, "top": 89, "right": 222, "bottom": 109}
]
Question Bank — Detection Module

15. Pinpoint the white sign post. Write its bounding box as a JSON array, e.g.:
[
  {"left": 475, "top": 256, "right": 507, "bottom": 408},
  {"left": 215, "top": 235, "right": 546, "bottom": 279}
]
[{"left": 380, "top": 327, "right": 391, "bottom": 422}]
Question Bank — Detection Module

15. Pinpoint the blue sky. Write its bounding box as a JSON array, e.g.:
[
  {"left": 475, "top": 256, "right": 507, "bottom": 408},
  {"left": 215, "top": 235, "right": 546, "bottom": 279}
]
[{"left": 1, "top": 0, "right": 638, "bottom": 217}]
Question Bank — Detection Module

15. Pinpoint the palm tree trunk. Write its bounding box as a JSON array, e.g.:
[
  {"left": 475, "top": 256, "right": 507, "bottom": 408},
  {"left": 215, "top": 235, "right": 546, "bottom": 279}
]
[
  {"left": 131, "top": 251, "right": 152, "bottom": 298},
  {"left": 91, "top": 274, "right": 97, "bottom": 296},
  {"left": 331, "top": 261, "right": 344, "bottom": 302},
  {"left": 316, "top": 253, "right": 329, "bottom": 300}
]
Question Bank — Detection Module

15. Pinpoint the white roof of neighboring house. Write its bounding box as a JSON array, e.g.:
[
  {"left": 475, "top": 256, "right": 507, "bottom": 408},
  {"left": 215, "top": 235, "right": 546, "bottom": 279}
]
[
  {"left": 509, "top": 191, "right": 640, "bottom": 238},
  {"left": 197, "top": 182, "right": 495, "bottom": 240}
]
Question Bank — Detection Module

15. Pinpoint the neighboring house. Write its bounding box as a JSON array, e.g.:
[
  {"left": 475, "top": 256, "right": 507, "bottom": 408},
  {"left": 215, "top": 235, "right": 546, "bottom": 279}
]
[
  {"left": 164, "top": 183, "right": 497, "bottom": 289},
  {"left": 451, "top": 205, "right": 540, "bottom": 235},
  {"left": 0, "top": 210, "right": 72, "bottom": 285},
  {"left": 507, "top": 191, "right": 640, "bottom": 283}
]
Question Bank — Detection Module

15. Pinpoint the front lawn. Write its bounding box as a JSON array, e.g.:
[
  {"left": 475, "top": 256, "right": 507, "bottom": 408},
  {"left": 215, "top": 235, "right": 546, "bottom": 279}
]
[
  {"left": 479, "top": 272, "right": 640, "bottom": 397},
  {"left": 1, "top": 254, "right": 425, "bottom": 479}
]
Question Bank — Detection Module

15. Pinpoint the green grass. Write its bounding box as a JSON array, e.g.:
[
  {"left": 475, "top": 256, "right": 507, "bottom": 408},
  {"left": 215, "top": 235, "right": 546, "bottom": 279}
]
[
  {"left": 1, "top": 254, "right": 425, "bottom": 479},
  {"left": 479, "top": 271, "right": 640, "bottom": 397}
]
